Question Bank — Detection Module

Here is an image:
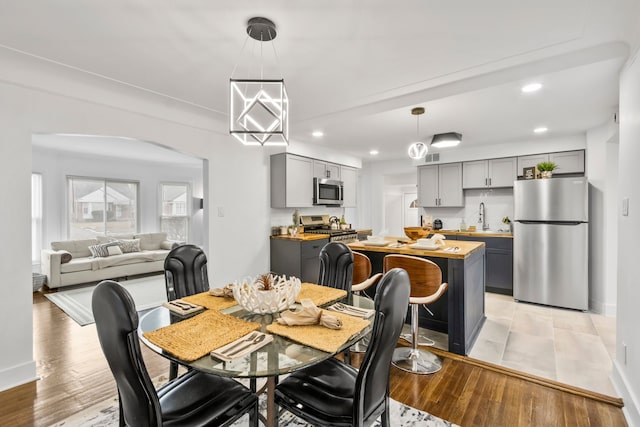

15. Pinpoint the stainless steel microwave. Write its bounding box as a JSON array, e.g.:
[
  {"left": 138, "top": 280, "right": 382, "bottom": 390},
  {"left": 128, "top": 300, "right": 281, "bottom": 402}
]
[{"left": 313, "top": 178, "right": 343, "bottom": 206}]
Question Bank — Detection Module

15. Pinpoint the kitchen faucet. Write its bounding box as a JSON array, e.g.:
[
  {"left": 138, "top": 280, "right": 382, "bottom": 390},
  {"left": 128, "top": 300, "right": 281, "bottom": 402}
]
[{"left": 479, "top": 202, "right": 489, "bottom": 230}]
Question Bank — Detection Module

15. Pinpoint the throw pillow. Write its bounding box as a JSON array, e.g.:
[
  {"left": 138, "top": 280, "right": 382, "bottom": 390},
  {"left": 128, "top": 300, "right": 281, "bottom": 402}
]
[
  {"left": 88, "top": 244, "right": 108, "bottom": 258},
  {"left": 59, "top": 250, "right": 73, "bottom": 264},
  {"left": 107, "top": 245, "right": 123, "bottom": 256},
  {"left": 117, "top": 238, "right": 141, "bottom": 253}
]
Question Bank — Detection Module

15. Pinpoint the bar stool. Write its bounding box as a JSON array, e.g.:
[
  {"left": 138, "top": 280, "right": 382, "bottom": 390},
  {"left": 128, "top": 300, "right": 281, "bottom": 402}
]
[
  {"left": 350, "top": 251, "right": 383, "bottom": 353},
  {"left": 383, "top": 254, "right": 448, "bottom": 374}
]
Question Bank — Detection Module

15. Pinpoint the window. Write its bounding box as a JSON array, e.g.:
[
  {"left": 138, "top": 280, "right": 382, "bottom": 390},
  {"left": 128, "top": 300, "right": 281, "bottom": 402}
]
[
  {"left": 68, "top": 177, "right": 139, "bottom": 239},
  {"left": 160, "top": 183, "right": 189, "bottom": 241},
  {"left": 32, "top": 173, "right": 43, "bottom": 265}
]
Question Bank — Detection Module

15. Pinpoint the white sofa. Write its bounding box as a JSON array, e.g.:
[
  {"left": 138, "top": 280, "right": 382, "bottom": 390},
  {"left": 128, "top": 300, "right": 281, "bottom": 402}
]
[{"left": 41, "top": 232, "right": 180, "bottom": 289}]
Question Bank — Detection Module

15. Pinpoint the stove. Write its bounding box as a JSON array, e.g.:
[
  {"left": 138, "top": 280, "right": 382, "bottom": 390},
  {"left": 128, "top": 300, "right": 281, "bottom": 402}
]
[{"left": 300, "top": 215, "right": 358, "bottom": 243}]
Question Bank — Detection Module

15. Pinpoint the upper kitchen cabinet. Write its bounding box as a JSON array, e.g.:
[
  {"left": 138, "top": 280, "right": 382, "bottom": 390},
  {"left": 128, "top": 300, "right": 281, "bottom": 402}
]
[
  {"left": 340, "top": 166, "right": 357, "bottom": 207},
  {"left": 271, "top": 153, "right": 314, "bottom": 208},
  {"left": 313, "top": 160, "right": 340, "bottom": 180},
  {"left": 463, "top": 157, "right": 517, "bottom": 189},
  {"left": 417, "top": 163, "right": 463, "bottom": 207},
  {"left": 517, "top": 150, "right": 585, "bottom": 177},
  {"left": 549, "top": 150, "right": 585, "bottom": 175}
]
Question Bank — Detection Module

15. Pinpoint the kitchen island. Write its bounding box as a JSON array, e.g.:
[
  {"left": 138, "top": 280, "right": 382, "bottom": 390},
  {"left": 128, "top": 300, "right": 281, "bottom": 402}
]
[{"left": 348, "top": 238, "right": 486, "bottom": 356}]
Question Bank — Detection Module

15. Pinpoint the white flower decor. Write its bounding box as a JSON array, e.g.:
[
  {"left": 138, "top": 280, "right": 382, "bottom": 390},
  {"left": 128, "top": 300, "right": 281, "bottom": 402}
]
[{"left": 232, "top": 273, "right": 301, "bottom": 314}]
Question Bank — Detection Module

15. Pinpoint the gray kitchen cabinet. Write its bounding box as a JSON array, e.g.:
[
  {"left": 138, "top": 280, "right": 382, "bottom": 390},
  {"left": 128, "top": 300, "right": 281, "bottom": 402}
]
[
  {"left": 550, "top": 150, "right": 585, "bottom": 175},
  {"left": 270, "top": 237, "right": 329, "bottom": 283},
  {"left": 271, "top": 153, "right": 314, "bottom": 208},
  {"left": 463, "top": 157, "right": 516, "bottom": 189},
  {"left": 417, "top": 163, "right": 463, "bottom": 207},
  {"left": 313, "top": 160, "right": 340, "bottom": 180},
  {"left": 340, "top": 165, "right": 357, "bottom": 207},
  {"left": 517, "top": 153, "right": 549, "bottom": 177},
  {"left": 456, "top": 235, "right": 513, "bottom": 295},
  {"left": 517, "top": 150, "right": 585, "bottom": 177}
]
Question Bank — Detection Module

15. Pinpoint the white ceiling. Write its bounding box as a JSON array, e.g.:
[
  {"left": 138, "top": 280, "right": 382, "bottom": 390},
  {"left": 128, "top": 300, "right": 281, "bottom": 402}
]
[{"left": 3, "top": 0, "right": 638, "bottom": 161}]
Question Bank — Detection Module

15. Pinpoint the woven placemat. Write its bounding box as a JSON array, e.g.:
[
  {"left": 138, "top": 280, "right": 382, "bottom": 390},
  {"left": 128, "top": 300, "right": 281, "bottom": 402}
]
[
  {"left": 266, "top": 310, "right": 370, "bottom": 353},
  {"left": 143, "top": 310, "right": 260, "bottom": 362},
  {"left": 182, "top": 291, "right": 238, "bottom": 311},
  {"left": 297, "top": 283, "right": 348, "bottom": 307}
]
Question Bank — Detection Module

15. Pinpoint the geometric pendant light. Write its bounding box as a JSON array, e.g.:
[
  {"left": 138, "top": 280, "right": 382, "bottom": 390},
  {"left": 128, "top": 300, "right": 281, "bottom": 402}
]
[
  {"left": 230, "top": 17, "right": 289, "bottom": 146},
  {"left": 407, "top": 107, "right": 428, "bottom": 159}
]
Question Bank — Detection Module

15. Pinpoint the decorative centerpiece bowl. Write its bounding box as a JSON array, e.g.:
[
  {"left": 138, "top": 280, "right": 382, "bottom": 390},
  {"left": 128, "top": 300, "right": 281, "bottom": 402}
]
[
  {"left": 404, "top": 227, "right": 430, "bottom": 240},
  {"left": 232, "top": 273, "right": 301, "bottom": 314}
]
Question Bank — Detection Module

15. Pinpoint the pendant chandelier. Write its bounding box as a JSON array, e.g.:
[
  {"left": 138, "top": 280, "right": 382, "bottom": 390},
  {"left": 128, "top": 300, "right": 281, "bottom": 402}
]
[
  {"left": 229, "top": 17, "right": 289, "bottom": 146},
  {"left": 407, "top": 107, "right": 428, "bottom": 159}
]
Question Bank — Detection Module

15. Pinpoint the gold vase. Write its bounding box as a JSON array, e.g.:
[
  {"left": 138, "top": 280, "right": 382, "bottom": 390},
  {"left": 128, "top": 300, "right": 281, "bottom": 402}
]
[{"left": 540, "top": 171, "right": 553, "bottom": 179}]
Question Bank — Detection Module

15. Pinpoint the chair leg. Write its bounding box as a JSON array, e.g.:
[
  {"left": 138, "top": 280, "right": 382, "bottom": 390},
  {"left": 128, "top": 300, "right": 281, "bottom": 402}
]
[
  {"left": 249, "top": 399, "right": 259, "bottom": 427},
  {"left": 169, "top": 361, "right": 179, "bottom": 380},
  {"left": 392, "top": 303, "right": 443, "bottom": 374},
  {"left": 381, "top": 397, "right": 390, "bottom": 427}
]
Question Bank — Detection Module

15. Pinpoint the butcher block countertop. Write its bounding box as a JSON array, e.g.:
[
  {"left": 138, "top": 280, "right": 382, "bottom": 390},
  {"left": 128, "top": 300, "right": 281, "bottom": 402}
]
[
  {"left": 348, "top": 238, "right": 484, "bottom": 260},
  {"left": 270, "top": 233, "right": 330, "bottom": 241},
  {"left": 435, "top": 229, "right": 513, "bottom": 238}
]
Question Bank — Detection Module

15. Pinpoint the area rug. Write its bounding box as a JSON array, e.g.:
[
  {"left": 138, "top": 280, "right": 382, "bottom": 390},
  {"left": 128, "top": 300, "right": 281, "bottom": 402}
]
[
  {"left": 49, "top": 374, "right": 456, "bottom": 427},
  {"left": 44, "top": 275, "right": 167, "bottom": 326}
]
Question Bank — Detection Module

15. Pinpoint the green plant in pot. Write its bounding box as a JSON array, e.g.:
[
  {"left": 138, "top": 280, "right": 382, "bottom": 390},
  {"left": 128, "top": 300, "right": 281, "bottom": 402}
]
[
  {"left": 502, "top": 216, "right": 513, "bottom": 233},
  {"left": 536, "top": 161, "right": 557, "bottom": 178}
]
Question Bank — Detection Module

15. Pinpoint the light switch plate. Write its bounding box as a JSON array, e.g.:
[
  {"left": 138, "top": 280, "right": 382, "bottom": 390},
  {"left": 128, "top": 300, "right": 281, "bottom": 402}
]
[
  {"left": 217, "top": 207, "right": 225, "bottom": 217},
  {"left": 622, "top": 198, "right": 629, "bottom": 216}
]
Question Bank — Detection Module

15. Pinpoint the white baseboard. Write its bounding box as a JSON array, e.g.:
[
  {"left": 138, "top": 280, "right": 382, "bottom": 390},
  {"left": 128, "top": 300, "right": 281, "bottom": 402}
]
[
  {"left": 612, "top": 361, "right": 639, "bottom": 427},
  {"left": 588, "top": 298, "right": 617, "bottom": 317},
  {"left": 0, "top": 360, "right": 38, "bottom": 393}
]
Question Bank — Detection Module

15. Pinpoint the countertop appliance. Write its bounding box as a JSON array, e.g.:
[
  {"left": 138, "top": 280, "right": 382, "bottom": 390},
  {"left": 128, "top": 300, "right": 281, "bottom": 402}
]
[
  {"left": 313, "top": 178, "right": 343, "bottom": 206},
  {"left": 433, "top": 219, "right": 443, "bottom": 230},
  {"left": 513, "top": 177, "right": 588, "bottom": 310},
  {"left": 300, "top": 214, "right": 357, "bottom": 243}
]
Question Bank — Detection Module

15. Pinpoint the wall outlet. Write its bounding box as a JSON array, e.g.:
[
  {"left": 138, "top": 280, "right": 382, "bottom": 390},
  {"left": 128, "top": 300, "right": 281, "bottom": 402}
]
[
  {"left": 622, "top": 198, "right": 629, "bottom": 216},
  {"left": 217, "top": 207, "right": 224, "bottom": 217}
]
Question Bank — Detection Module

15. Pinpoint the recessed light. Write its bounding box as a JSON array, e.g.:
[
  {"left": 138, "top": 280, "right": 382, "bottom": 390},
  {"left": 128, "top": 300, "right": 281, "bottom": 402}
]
[
  {"left": 522, "top": 83, "right": 542, "bottom": 93},
  {"left": 369, "top": 150, "right": 379, "bottom": 155},
  {"left": 534, "top": 127, "right": 548, "bottom": 134},
  {"left": 312, "top": 131, "right": 324, "bottom": 137}
]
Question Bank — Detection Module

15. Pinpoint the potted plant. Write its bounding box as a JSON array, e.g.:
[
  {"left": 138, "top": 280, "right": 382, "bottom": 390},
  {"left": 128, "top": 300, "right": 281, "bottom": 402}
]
[
  {"left": 536, "top": 161, "right": 557, "bottom": 178},
  {"left": 502, "top": 216, "right": 513, "bottom": 233}
]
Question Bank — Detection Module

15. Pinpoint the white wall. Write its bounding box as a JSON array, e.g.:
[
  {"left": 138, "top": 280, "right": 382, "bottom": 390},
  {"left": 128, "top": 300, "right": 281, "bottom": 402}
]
[
  {"left": 612, "top": 49, "right": 640, "bottom": 427},
  {"left": 0, "top": 48, "right": 273, "bottom": 391},
  {"left": 586, "top": 121, "right": 619, "bottom": 316},
  {"left": 32, "top": 145, "right": 205, "bottom": 249}
]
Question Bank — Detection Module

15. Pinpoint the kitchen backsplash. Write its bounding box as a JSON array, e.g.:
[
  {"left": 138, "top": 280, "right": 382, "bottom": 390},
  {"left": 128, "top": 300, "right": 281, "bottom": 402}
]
[
  {"left": 422, "top": 188, "right": 514, "bottom": 232},
  {"left": 270, "top": 207, "right": 358, "bottom": 229}
]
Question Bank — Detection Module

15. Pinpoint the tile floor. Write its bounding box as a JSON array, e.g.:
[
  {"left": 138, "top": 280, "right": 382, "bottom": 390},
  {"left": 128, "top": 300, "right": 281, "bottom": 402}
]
[{"left": 421, "top": 292, "right": 617, "bottom": 397}]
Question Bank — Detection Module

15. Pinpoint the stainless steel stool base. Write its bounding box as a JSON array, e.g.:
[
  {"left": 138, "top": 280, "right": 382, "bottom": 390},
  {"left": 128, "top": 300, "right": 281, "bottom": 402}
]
[
  {"left": 400, "top": 333, "right": 435, "bottom": 347},
  {"left": 350, "top": 335, "right": 370, "bottom": 353},
  {"left": 392, "top": 347, "right": 442, "bottom": 374}
]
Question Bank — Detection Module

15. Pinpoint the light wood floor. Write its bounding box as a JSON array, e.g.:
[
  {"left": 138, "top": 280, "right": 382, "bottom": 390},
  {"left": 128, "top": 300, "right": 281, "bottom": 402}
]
[{"left": 0, "top": 292, "right": 627, "bottom": 426}]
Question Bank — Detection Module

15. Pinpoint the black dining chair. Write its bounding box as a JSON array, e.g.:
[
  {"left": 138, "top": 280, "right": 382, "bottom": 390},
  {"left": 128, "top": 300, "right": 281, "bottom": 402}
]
[
  {"left": 318, "top": 241, "right": 354, "bottom": 293},
  {"left": 274, "top": 268, "right": 411, "bottom": 427},
  {"left": 164, "top": 244, "right": 209, "bottom": 379},
  {"left": 164, "top": 244, "right": 209, "bottom": 301},
  {"left": 92, "top": 280, "right": 258, "bottom": 427}
]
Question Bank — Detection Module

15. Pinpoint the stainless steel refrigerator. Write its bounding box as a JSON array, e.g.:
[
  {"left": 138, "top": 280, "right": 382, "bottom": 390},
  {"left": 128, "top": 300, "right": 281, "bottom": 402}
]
[{"left": 513, "top": 177, "right": 588, "bottom": 310}]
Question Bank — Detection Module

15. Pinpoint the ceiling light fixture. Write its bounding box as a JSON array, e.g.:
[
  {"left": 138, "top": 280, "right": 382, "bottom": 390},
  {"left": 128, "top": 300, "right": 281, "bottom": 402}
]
[
  {"left": 369, "top": 149, "right": 379, "bottom": 155},
  {"left": 534, "top": 127, "right": 548, "bottom": 133},
  {"left": 312, "top": 131, "right": 324, "bottom": 137},
  {"left": 408, "top": 107, "right": 428, "bottom": 160},
  {"left": 229, "top": 17, "right": 289, "bottom": 146},
  {"left": 522, "top": 83, "right": 542, "bottom": 93},
  {"left": 431, "top": 132, "right": 462, "bottom": 148}
]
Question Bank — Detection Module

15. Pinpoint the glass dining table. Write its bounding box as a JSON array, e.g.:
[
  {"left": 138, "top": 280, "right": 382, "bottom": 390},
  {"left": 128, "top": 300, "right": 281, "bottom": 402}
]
[{"left": 138, "top": 294, "right": 374, "bottom": 427}]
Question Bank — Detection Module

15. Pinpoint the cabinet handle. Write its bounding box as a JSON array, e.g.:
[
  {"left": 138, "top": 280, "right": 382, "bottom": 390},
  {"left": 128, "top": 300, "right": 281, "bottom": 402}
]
[
  {"left": 489, "top": 178, "right": 492, "bottom": 186},
  {"left": 485, "top": 178, "right": 488, "bottom": 186}
]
